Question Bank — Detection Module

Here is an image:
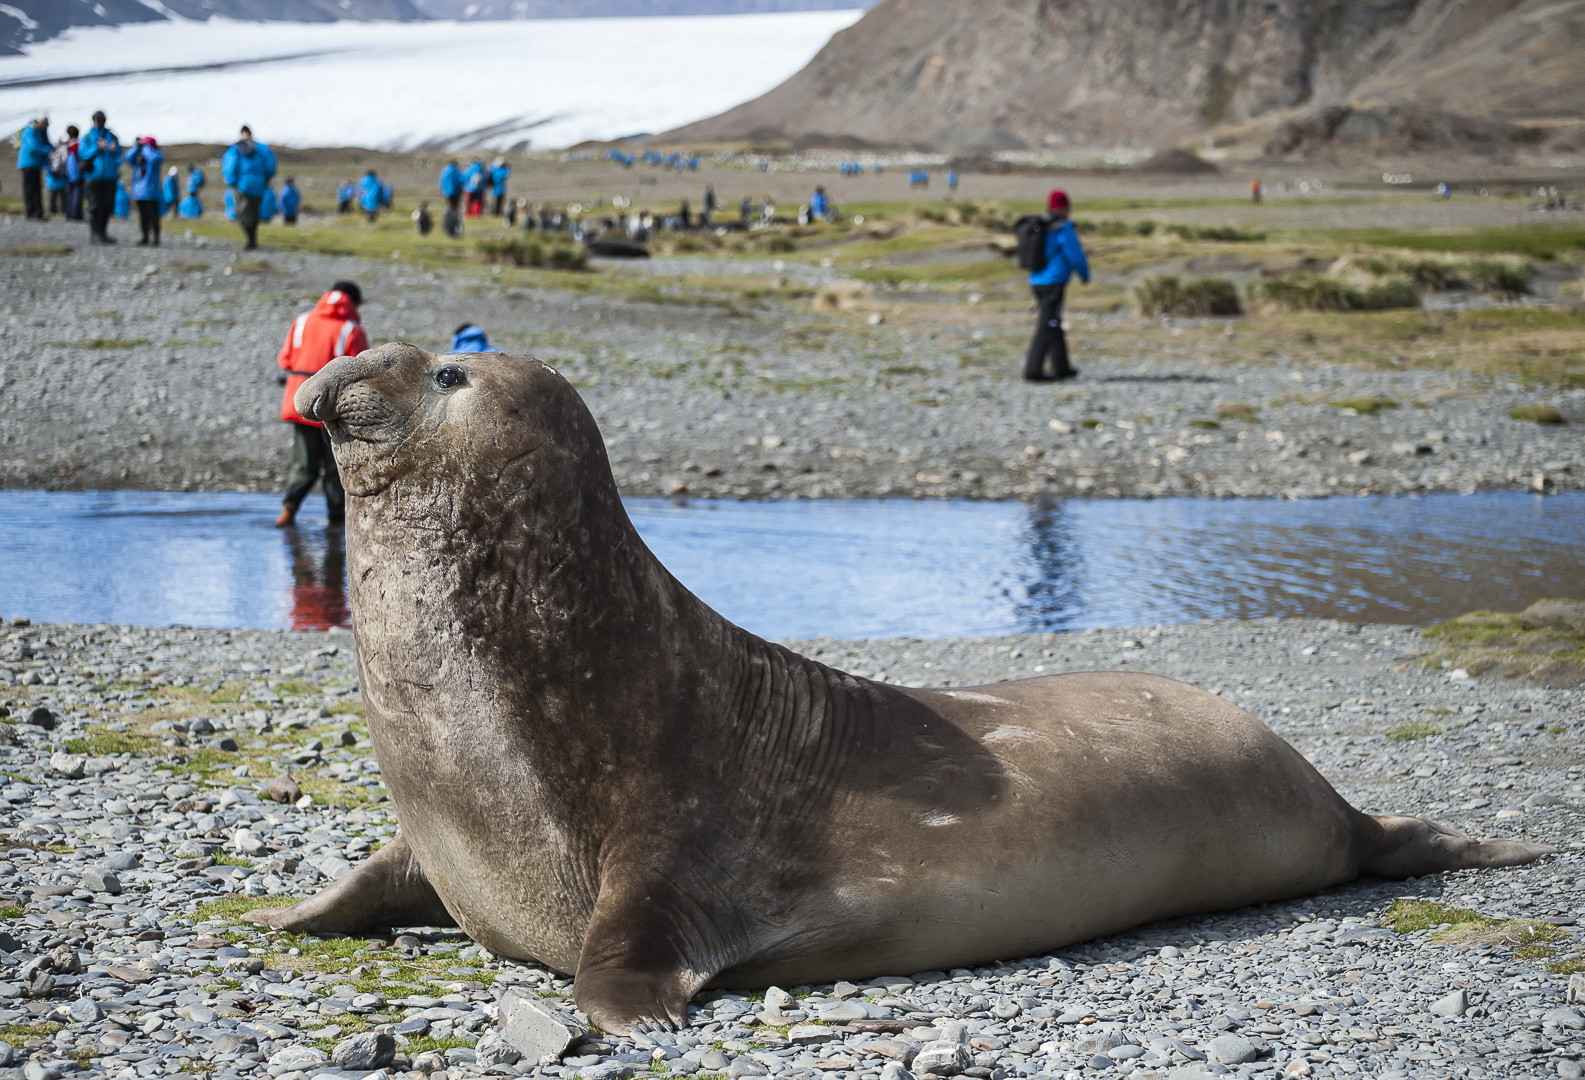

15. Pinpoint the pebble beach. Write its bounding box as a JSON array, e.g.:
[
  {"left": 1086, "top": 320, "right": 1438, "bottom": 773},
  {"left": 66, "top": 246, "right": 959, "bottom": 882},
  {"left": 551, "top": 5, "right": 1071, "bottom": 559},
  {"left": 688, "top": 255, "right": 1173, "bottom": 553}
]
[
  {"left": 1, "top": 216, "right": 1579, "bottom": 502},
  {"left": 0, "top": 614, "right": 1578, "bottom": 1080}
]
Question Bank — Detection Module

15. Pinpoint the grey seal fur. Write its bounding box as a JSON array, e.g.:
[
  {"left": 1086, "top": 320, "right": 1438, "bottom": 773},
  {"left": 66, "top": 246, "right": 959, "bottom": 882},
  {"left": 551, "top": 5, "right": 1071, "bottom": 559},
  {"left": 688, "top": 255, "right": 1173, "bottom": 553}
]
[{"left": 245, "top": 343, "right": 1556, "bottom": 1033}]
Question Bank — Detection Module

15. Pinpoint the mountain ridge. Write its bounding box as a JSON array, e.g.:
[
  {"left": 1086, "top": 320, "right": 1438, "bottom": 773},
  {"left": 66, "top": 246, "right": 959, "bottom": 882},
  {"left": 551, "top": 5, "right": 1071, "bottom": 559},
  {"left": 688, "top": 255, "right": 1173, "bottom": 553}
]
[{"left": 662, "top": 0, "right": 1585, "bottom": 159}]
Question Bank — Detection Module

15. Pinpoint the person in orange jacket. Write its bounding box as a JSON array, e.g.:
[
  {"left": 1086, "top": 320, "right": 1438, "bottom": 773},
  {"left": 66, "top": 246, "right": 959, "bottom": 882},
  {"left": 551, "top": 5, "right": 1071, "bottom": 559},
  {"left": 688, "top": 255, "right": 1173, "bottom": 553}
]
[{"left": 275, "top": 280, "right": 369, "bottom": 527}]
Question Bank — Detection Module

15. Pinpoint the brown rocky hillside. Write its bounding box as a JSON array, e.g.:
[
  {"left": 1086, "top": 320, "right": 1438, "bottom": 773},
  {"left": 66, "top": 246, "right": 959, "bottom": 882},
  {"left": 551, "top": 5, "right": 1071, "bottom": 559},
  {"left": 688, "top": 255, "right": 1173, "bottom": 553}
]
[{"left": 663, "top": 0, "right": 1585, "bottom": 157}]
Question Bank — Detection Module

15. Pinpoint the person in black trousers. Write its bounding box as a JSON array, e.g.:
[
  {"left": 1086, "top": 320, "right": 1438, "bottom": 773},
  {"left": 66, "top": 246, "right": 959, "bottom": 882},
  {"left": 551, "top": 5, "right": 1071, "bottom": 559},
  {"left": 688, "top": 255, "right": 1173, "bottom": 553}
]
[{"left": 1023, "top": 190, "right": 1091, "bottom": 382}]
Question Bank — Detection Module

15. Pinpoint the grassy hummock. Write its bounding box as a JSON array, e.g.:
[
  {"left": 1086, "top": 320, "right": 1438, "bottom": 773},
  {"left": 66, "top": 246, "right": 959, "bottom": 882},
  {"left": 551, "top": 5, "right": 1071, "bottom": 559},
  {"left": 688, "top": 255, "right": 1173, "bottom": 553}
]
[{"left": 1422, "top": 598, "right": 1585, "bottom": 685}]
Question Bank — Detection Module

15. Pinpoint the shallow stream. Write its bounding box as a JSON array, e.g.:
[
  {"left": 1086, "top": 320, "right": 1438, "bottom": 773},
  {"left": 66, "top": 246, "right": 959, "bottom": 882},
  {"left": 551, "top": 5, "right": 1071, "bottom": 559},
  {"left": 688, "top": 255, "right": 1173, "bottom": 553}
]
[{"left": 0, "top": 490, "right": 1578, "bottom": 637}]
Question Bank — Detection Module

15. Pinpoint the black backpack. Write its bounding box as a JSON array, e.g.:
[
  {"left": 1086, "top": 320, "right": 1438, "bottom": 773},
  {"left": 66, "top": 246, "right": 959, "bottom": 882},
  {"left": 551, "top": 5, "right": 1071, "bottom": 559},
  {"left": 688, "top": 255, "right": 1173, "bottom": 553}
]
[{"left": 1014, "top": 214, "right": 1049, "bottom": 271}]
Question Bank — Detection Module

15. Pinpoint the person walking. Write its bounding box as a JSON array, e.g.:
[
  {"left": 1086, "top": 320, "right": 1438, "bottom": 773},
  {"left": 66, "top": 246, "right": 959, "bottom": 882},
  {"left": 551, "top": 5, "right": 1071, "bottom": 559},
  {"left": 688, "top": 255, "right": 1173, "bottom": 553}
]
[
  {"left": 221, "top": 125, "right": 277, "bottom": 250},
  {"left": 124, "top": 136, "right": 164, "bottom": 245},
  {"left": 280, "top": 176, "right": 300, "bottom": 225},
  {"left": 274, "top": 280, "right": 369, "bottom": 527},
  {"left": 1018, "top": 190, "right": 1089, "bottom": 382},
  {"left": 357, "top": 169, "right": 382, "bottom": 222},
  {"left": 161, "top": 166, "right": 179, "bottom": 215},
  {"left": 1250, "top": 179, "right": 1263, "bottom": 204},
  {"left": 701, "top": 184, "right": 716, "bottom": 227},
  {"left": 439, "top": 160, "right": 462, "bottom": 214},
  {"left": 15, "top": 113, "right": 50, "bottom": 220},
  {"left": 489, "top": 158, "right": 511, "bottom": 216},
  {"left": 76, "top": 111, "right": 122, "bottom": 243}
]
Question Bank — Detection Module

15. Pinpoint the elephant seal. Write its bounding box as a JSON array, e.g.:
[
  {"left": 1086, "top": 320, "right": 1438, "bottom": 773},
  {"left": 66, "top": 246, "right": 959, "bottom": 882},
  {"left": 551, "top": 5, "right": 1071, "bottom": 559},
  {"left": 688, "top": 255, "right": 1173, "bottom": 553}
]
[{"left": 247, "top": 343, "right": 1555, "bottom": 1034}]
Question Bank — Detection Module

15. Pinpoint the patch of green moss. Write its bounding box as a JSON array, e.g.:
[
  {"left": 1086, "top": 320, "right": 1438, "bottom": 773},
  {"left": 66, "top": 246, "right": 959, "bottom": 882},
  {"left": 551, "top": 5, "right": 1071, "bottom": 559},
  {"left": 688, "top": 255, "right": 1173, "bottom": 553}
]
[
  {"left": 1215, "top": 403, "right": 1260, "bottom": 423},
  {"left": 1383, "top": 900, "right": 1490, "bottom": 934},
  {"left": 405, "top": 1035, "right": 476, "bottom": 1055},
  {"left": 1329, "top": 395, "right": 1399, "bottom": 415},
  {"left": 1386, "top": 722, "right": 1443, "bottom": 742},
  {"left": 213, "top": 854, "right": 253, "bottom": 868},
  {"left": 1509, "top": 405, "right": 1565, "bottom": 424},
  {"left": 1547, "top": 956, "right": 1585, "bottom": 975},
  {"left": 1190, "top": 419, "right": 1220, "bottom": 429},
  {"left": 62, "top": 728, "right": 158, "bottom": 757},
  {"left": 3, "top": 1023, "right": 63, "bottom": 1039},
  {"left": 193, "top": 894, "right": 301, "bottom": 923},
  {"left": 1421, "top": 600, "right": 1585, "bottom": 685}
]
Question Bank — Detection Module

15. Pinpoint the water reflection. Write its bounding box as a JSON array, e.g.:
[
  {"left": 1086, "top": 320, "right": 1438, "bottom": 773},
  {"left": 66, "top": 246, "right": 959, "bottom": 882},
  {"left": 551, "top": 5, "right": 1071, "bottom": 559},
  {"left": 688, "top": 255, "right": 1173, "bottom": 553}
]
[
  {"left": 283, "top": 524, "right": 350, "bottom": 632},
  {"left": 0, "top": 490, "right": 1579, "bottom": 638}
]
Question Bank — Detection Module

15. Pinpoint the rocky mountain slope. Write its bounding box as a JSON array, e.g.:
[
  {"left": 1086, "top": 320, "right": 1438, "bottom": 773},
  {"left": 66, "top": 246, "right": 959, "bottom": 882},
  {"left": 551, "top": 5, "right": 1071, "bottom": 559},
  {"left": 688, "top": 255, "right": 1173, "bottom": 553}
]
[{"left": 664, "top": 0, "right": 1585, "bottom": 157}]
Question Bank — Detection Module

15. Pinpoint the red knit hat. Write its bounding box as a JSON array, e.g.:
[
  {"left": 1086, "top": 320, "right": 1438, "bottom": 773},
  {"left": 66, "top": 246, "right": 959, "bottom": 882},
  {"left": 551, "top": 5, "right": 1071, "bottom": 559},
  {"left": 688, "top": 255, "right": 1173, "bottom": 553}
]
[{"left": 1048, "top": 189, "right": 1070, "bottom": 212}]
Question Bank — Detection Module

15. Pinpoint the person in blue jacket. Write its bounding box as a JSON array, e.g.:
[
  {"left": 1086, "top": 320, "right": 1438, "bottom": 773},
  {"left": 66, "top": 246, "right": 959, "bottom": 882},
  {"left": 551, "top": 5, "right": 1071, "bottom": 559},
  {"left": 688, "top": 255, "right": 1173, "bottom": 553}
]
[
  {"left": 489, "top": 158, "right": 511, "bottom": 216},
  {"left": 358, "top": 170, "right": 382, "bottom": 222},
  {"left": 43, "top": 130, "right": 70, "bottom": 216},
  {"left": 445, "top": 324, "right": 500, "bottom": 354},
  {"left": 187, "top": 163, "right": 205, "bottom": 196},
  {"left": 439, "top": 160, "right": 462, "bottom": 214},
  {"left": 1024, "top": 189, "right": 1089, "bottom": 382},
  {"left": 462, "top": 158, "right": 485, "bottom": 217},
  {"left": 123, "top": 135, "right": 164, "bottom": 245},
  {"left": 16, "top": 113, "right": 50, "bottom": 220},
  {"left": 178, "top": 191, "right": 203, "bottom": 218},
  {"left": 113, "top": 181, "right": 131, "bottom": 220},
  {"left": 161, "top": 166, "right": 179, "bottom": 215},
  {"left": 221, "top": 124, "right": 277, "bottom": 250},
  {"left": 336, "top": 179, "right": 354, "bottom": 214},
  {"left": 260, "top": 184, "right": 278, "bottom": 223},
  {"left": 809, "top": 185, "right": 833, "bottom": 223},
  {"left": 280, "top": 177, "right": 300, "bottom": 225},
  {"left": 76, "top": 111, "right": 122, "bottom": 243}
]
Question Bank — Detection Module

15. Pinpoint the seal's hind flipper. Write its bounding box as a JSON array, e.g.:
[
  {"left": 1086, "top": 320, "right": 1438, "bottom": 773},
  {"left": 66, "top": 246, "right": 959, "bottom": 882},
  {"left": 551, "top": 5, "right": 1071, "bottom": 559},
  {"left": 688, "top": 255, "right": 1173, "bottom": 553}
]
[
  {"left": 242, "top": 831, "right": 454, "bottom": 933},
  {"left": 1360, "top": 814, "right": 1559, "bottom": 879}
]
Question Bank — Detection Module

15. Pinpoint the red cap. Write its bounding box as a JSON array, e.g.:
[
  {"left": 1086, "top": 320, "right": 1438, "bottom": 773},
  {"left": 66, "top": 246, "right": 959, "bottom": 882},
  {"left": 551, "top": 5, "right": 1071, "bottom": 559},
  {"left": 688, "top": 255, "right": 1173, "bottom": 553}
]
[{"left": 1047, "top": 189, "right": 1070, "bottom": 211}]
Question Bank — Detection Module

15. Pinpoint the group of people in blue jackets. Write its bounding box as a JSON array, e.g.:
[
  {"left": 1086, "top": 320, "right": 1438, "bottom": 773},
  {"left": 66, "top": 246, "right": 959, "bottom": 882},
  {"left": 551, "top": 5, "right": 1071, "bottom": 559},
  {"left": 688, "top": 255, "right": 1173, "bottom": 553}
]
[
  {"left": 439, "top": 157, "right": 511, "bottom": 220},
  {"left": 13, "top": 112, "right": 310, "bottom": 249}
]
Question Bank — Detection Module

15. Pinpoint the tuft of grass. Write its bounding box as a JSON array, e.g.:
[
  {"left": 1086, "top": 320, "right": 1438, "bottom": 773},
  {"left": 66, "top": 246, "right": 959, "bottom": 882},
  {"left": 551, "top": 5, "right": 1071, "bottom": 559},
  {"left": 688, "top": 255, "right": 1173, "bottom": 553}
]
[
  {"left": 1383, "top": 900, "right": 1490, "bottom": 934},
  {"left": 476, "top": 236, "right": 588, "bottom": 270},
  {"left": 1439, "top": 919, "right": 1569, "bottom": 951},
  {"left": 194, "top": 895, "right": 301, "bottom": 923},
  {"left": 1386, "top": 722, "right": 1442, "bottom": 742},
  {"left": 1189, "top": 418, "right": 1220, "bottom": 429},
  {"left": 1330, "top": 395, "right": 1399, "bottom": 415},
  {"left": 213, "top": 854, "right": 253, "bottom": 868},
  {"left": 3, "top": 1023, "right": 63, "bottom": 1039},
  {"left": 0, "top": 906, "right": 25, "bottom": 919},
  {"left": 1080, "top": 418, "right": 1103, "bottom": 429},
  {"left": 77, "top": 338, "right": 153, "bottom": 350},
  {"left": 1076, "top": 219, "right": 1158, "bottom": 238},
  {"left": 1133, "top": 275, "right": 1242, "bottom": 317},
  {"left": 1165, "top": 224, "right": 1267, "bottom": 242},
  {"left": 1509, "top": 405, "right": 1564, "bottom": 424},
  {"left": 1215, "top": 402, "right": 1260, "bottom": 423},
  {"left": 1547, "top": 956, "right": 1585, "bottom": 975},
  {"left": 62, "top": 728, "right": 158, "bottom": 757},
  {"left": 405, "top": 1035, "right": 476, "bottom": 1055},
  {"left": 1251, "top": 273, "right": 1419, "bottom": 312},
  {"left": 4, "top": 244, "right": 74, "bottom": 257}
]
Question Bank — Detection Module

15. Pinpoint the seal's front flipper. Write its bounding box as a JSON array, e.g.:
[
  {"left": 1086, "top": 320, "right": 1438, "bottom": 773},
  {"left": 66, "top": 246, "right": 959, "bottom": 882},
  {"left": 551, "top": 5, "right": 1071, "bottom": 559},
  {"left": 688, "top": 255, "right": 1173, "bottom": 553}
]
[
  {"left": 573, "top": 879, "right": 728, "bottom": 1035},
  {"left": 242, "top": 832, "right": 455, "bottom": 934},
  {"left": 1361, "top": 814, "right": 1558, "bottom": 879}
]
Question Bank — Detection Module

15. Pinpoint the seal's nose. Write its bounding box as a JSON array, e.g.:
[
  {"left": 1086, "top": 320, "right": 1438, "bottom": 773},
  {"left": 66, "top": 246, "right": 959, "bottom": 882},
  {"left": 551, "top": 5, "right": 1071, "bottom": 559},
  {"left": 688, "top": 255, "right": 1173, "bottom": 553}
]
[{"left": 295, "top": 351, "right": 390, "bottom": 424}]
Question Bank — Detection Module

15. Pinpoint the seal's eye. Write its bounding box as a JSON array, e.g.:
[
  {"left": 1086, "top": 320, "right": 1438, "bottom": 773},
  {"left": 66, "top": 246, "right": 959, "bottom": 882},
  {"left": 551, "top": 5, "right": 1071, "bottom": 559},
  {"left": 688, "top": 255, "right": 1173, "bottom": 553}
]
[{"left": 434, "top": 365, "right": 466, "bottom": 390}]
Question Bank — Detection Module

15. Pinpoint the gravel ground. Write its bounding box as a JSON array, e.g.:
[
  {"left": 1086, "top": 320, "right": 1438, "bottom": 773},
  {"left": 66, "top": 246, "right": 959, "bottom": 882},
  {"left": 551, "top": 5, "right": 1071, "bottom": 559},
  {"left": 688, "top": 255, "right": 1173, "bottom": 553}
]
[
  {"left": 0, "top": 615, "right": 1578, "bottom": 1080},
  {"left": 2, "top": 215, "right": 1581, "bottom": 501}
]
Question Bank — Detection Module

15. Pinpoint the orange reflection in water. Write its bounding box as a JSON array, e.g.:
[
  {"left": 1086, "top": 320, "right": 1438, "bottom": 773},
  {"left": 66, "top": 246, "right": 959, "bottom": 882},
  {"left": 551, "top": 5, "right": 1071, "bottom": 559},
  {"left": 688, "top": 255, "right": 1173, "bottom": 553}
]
[{"left": 285, "top": 525, "right": 350, "bottom": 631}]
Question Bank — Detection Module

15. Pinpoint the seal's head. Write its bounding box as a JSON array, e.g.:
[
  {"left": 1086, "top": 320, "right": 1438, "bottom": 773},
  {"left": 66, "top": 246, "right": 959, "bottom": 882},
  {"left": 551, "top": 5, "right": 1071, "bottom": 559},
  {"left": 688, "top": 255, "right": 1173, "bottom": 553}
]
[{"left": 294, "top": 342, "right": 595, "bottom": 502}]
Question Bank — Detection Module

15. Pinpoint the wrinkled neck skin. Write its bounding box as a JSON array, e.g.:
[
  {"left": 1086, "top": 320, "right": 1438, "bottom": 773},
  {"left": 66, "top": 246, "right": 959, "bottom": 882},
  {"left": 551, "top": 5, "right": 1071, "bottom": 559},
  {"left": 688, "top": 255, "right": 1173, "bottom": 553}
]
[{"left": 342, "top": 428, "right": 856, "bottom": 933}]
